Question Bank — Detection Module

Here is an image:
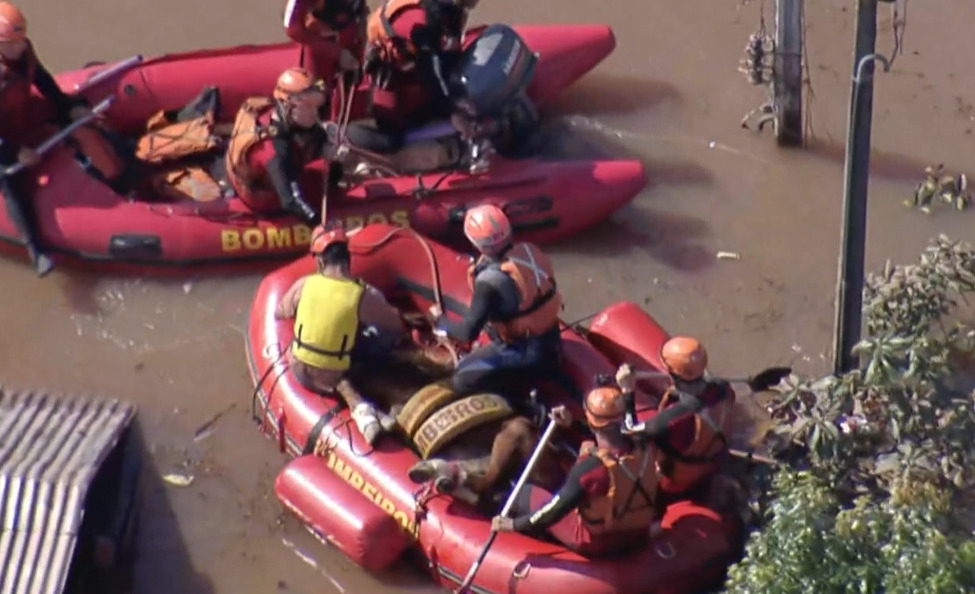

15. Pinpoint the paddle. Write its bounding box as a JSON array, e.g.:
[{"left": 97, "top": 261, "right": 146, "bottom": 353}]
[
  {"left": 729, "top": 366, "right": 794, "bottom": 392},
  {"left": 453, "top": 416, "right": 560, "bottom": 594},
  {"left": 622, "top": 365, "right": 792, "bottom": 393},
  {"left": 73, "top": 55, "right": 143, "bottom": 94},
  {"left": 4, "top": 96, "right": 116, "bottom": 176}
]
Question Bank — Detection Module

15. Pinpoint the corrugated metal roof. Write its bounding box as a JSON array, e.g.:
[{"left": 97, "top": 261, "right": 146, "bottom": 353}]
[{"left": 0, "top": 389, "right": 136, "bottom": 594}]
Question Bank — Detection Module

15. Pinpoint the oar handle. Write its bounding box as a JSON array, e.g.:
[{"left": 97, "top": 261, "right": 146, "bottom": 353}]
[
  {"left": 4, "top": 96, "right": 116, "bottom": 176},
  {"left": 74, "top": 54, "right": 143, "bottom": 94},
  {"left": 454, "top": 418, "right": 560, "bottom": 593}
]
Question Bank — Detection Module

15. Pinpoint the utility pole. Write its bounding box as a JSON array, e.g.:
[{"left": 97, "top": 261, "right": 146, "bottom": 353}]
[{"left": 832, "top": 0, "right": 892, "bottom": 375}]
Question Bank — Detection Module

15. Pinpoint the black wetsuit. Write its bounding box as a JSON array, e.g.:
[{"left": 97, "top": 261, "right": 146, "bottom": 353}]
[
  {"left": 434, "top": 254, "right": 561, "bottom": 397},
  {"left": 409, "top": 0, "right": 465, "bottom": 119},
  {"left": 355, "top": 0, "right": 466, "bottom": 154},
  {"left": 0, "top": 50, "right": 84, "bottom": 274},
  {"left": 511, "top": 454, "right": 604, "bottom": 531},
  {"left": 263, "top": 112, "right": 340, "bottom": 222}
]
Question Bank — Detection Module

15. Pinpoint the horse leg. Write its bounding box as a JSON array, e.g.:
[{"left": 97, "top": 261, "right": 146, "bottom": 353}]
[
  {"left": 465, "top": 417, "right": 543, "bottom": 494},
  {"left": 336, "top": 377, "right": 395, "bottom": 444},
  {"left": 391, "top": 344, "right": 456, "bottom": 378}
]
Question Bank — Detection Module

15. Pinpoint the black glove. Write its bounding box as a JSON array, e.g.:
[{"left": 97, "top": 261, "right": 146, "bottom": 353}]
[
  {"left": 289, "top": 182, "right": 317, "bottom": 222},
  {"left": 294, "top": 199, "right": 317, "bottom": 223}
]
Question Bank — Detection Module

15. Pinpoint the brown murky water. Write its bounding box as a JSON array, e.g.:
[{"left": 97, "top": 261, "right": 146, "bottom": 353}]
[{"left": 4, "top": 0, "right": 974, "bottom": 591}]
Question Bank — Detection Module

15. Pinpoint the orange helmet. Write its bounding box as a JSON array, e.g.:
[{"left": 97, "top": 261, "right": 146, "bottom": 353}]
[
  {"left": 273, "top": 67, "right": 326, "bottom": 107},
  {"left": 584, "top": 386, "right": 627, "bottom": 429},
  {"left": 463, "top": 204, "right": 511, "bottom": 252},
  {"left": 0, "top": 2, "right": 26, "bottom": 43},
  {"left": 310, "top": 224, "right": 348, "bottom": 255},
  {"left": 660, "top": 336, "right": 708, "bottom": 381}
]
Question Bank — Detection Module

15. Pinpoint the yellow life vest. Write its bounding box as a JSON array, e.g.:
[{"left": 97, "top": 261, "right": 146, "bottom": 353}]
[{"left": 292, "top": 274, "right": 365, "bottom": 371}]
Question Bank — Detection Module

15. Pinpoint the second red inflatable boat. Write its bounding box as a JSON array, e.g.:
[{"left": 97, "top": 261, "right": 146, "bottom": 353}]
[
  {"left": 0, "top": 25, "right": 646, "bottom": 274},
  {"left": 246, "top": 224, "right": 739, "bottom": 594}
]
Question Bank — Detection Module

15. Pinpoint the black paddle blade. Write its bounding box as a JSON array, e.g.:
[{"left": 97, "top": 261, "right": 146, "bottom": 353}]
[{"left": 747, "top": 366, "right": 793, "bottom": 392}]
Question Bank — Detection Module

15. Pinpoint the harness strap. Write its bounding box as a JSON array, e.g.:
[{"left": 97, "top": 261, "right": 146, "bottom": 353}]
[
  {"left": 293, "top": 325, "right": 354, "bottom": 361},
  {"left": 302, "top": 402, "right": 346, "bottom": 455},
  {"left": 611, "top": 448, "right": 656, "bottom": 518},
  {"left": 492, "top": 282, "right": 557, "bottom": 322}
]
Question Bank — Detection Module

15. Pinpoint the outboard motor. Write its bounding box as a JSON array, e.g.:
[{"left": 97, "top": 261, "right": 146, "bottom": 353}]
[
  {"left": 451, "top": 24, "right": 539, "bottom": 172},
  {"left": 452, "top": 23, "right": 537, "bottom": 118}
]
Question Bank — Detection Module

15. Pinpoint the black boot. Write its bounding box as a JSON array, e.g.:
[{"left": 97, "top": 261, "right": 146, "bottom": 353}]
[{"left": 26, "top": 243, "right": 54, "bottom": 277}]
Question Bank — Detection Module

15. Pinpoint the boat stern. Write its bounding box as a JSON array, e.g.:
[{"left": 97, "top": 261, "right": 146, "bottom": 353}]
[
  {"left": 541, "top": 159, "right": 647, "bottom": 241},
  {"left": 520, "top": 24, "right": 617, "bottom": 105}
]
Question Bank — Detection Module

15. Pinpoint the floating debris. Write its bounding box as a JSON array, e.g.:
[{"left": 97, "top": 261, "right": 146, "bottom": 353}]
[
  {"left": 162, "top": 472, "right": 195, "bottom": 487},
  {"left": 193, "top": 403, "right": 236, "bottom": 442},
  {"left": 717, "top": 251, "right": 741, "bottom": 260},
  {"left": 183, "top": 282, "right": 193, "bottom": 294},
  {"left": 906, "top": 164, "right": 970, "bottom": 214}
]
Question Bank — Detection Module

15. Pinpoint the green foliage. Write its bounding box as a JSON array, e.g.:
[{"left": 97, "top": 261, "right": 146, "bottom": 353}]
[
  {"left": 723, "top": 236, "right": 975, "bottom": 593},
  {"left": 725, "top": 472, "right": 975, "bottom": 594}
]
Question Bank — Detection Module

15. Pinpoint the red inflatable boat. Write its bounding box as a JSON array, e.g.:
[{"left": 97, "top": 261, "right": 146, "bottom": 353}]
[
  {"left": 0, "top": 25, "right": 646, "bottom": 274},
  {"left": 245, "top": 224, "right": 738, "bottom": 594}
]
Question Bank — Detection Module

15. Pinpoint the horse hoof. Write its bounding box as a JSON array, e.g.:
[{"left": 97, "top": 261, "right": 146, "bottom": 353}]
[
  {"left": 434, "top": 474, "right": 458, "bottom": 493},
  {"left": 408, "top": 459, "right": 458, "bottom": 490},
  {"left": 408, "top": 460, "right": 438, "bottom": 484},
  {"left": 361, "top": 422, "right": 382, "bottom": 445}
]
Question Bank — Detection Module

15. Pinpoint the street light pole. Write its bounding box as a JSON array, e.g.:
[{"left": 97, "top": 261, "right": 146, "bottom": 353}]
[{"left": 832, "top": 0, "right": 892, "bottom": 375}]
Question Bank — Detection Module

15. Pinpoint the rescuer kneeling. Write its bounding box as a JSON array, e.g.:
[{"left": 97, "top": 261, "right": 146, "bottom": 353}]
[
  {"left": 618, "top": 336, "right": 736, "bottom": 494},
  {"left": 275, "top": 224, "right": 407, "bottom": 444},
  {"left": 427, "top": 204, "right": 563, "bottom": 398},
  {"left": 225, "top": 67, "right": 340, "bottom": 223},
  {"left": 362, "top": 0, "right": 476, "bottom": 139},
  {"left": 490, "top": 384, "right": 662, "bottom": 556}
]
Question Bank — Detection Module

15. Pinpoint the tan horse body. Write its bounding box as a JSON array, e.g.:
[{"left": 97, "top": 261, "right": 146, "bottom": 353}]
[{"left": 344, "top": 349, "right": 563, "bottom": 508}]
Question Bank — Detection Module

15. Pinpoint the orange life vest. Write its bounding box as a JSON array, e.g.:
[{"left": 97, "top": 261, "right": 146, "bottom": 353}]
[
  {"left": 224, "top": 97, "right": 280, "bottom": 201},
  {"left": 467, "top": 242, "right": 562, "bottom": 342},
  {"left": 366, "top": 0, "right": 462, "bottom": 71},
  {"left": 576, "top": 442, "right": 659, "bottom": 536},
  {"left": 656, "top": 382, "right": 735, "bottom": 491},
  {"left": 136, "top": 110, "right": 219, "bottom": 164}
]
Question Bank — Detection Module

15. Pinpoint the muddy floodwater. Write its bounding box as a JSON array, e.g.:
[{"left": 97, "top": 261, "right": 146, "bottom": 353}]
[{"left": 4, "top": 0, "right": 974, "bottom": 592}]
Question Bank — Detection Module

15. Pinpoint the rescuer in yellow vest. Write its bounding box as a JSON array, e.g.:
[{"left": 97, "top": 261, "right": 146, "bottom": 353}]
[{"left": 275, "top": 224, "right": 406, "bottom": 444}]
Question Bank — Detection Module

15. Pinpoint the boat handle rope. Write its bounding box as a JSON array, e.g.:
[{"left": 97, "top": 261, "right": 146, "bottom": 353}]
[
  {"left": 411, "top": 480, "right": 441, "bottom": 513},
  {"left": 511, "top": 561, "right": 531, "bottom": 580},
  {"left": 350, "top": 226, "right": 460, "bottom": 366},
  {"left": 328, "top": 67, "right": 457, "bottom": 193}
]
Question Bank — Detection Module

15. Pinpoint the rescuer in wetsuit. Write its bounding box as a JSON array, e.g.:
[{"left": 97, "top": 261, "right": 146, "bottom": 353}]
[
  {"left": 0, "top": 1, "right": 94, "bottom": 276},
  {"left": 275, "top": 224, "right": 406, "bottom": 444},
  {"left": 617, "top": 336, "right": 736, "bottom": 494},
  {"left": 355, "top": 0, "right": 479, "bottom": 154},
  {"left": 491, "top": 384, "right": 662, "bottom": 556},
  {"left": 282, "top": 0, "right": 367, "bottom": 81},
  {"left": 224, "top": 67, "right": 344, "bottom": 222},
  {"left": 427, "top": 203, "right": 563, "bottom": 398}
]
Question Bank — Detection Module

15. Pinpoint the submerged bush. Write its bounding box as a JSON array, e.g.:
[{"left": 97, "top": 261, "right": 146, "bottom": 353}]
[
  {"left": 723, "top": 236, "right": 975, "bottom": 593},
  {"left": 725, "top": 472, "right": 975, "bottom": 594}
]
